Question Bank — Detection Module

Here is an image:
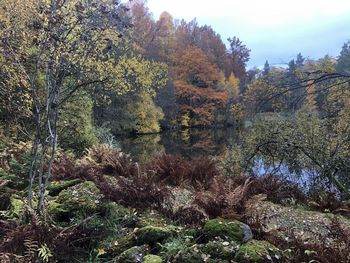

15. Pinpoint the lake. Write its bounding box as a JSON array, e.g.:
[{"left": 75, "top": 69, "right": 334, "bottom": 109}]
[
  {"left": 116, "top": 127, "right": 317, "bottom": 191},
  {"left": 116, "top": 127, "right": 242, "bottom": 162}
]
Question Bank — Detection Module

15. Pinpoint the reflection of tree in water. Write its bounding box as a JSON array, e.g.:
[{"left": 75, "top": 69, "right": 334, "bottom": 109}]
[
  {"left": 118, "top": 134, "right": 165, "bottom": 162},
  {"left": 118, "top": 128, "right": 241, "bottom": 162},
  {"left": 162, "top": 128, "right": 241, "bottom": 159}
]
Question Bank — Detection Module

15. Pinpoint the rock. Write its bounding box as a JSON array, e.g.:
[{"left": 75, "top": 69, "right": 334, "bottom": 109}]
[
  {"left": 167, "top": 187, "right": 194, "bottom": 212},
  {"left": 0, "top": 187, "right": 12, "bottom": 210},
  {"left": 234, "top": 240, "right": 281, "bottom": 263},
  {"left": 115, "top": 245, "right": 150, "bottom": 263},
  {"left": 136, "top": 226, "right": 171, "bottom": 245},
  {"left": 49, "top": 181, "right": 103, "bottom": 223},
  {"left": 8, "top": 194, "right": 24, "bottom": 218},
  {"left": 47, "top": 179, "right": 81, "bottom": 196},
  {"left": 241, "top": 222, "right": 253, "bottom": 242},
  {"left": 201, "top": 241, "right": 237, "bottom": 260},
  {"left": 204, "top": 218, "right": 252, "bottom": 243},
  {"left": 173, "top": 205, "right": 208, "bottom": 224},
  {"left": 137, "top": 210, "right": 172, "bottom": 228},
  {"left": 142, "top": 254, "right": 162, "bottom": 263},
  {"left": 105, "top": 235, "right": 137, "bottom": 256},
  {"left": 0, "top": 172, "right": 28, "bottom": 190},
  {"left": 99, "top": 201, "right": 139, "bottom": 228},
  {"left": 244, "top": 199, "right": 350, "bottom": 248},
  {"left": 162, "top": 187, "right": 208, "bottom": 224}
]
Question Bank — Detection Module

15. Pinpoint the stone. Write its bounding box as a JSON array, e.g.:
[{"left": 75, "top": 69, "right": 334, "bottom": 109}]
[
  {"left": 201, "top": 241, "right": 237, "bottom": 260},
  {"left": 204, "top": 218, "right": 252, "bottom": 243},
  {"left": 115, "top": 245, "right": 150, "bottom": 263},
  {"left": 47, "top": 179, "right": 81, "bottom": 196},
  {"left": 234, "top": 240, "right": 281, "bottom": 263},
  {"left": 142, "top": 254, "right": 162, "bottom": 263},
  {"left": 135, "top": 226, "right": 171, "bottom": 245}
]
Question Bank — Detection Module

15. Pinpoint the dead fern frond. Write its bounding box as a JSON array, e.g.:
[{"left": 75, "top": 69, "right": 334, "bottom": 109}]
[{"left": 23, "top": 239, "right": 38, "bottom": 261}]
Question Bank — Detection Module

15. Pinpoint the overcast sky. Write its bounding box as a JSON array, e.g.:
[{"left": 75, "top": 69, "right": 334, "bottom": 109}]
[{"left": 147, "top": 0, "right": 350, "bottom": 68}]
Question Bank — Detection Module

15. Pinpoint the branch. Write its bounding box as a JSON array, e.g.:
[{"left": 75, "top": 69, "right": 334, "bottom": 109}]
[{"left": 58, "top": 78, "right": 108, "bottom": 106}]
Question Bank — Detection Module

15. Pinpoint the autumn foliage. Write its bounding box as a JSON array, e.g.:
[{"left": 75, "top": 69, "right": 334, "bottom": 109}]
[{"left": 172, "top": 47, "right": 229, "bottom": 126}]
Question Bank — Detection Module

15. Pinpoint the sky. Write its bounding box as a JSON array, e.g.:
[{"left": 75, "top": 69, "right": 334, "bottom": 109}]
[{"left": 147, "top": 0, "right": 350, "bottom": 68}]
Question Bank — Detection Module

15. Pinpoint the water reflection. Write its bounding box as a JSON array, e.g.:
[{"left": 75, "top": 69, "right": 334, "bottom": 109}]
[
  {"left": 116, "top": 128, "right": 321, "bottom": 192},
  {"left": 117, "top": 128, "right": 241, "bottom": 162}
]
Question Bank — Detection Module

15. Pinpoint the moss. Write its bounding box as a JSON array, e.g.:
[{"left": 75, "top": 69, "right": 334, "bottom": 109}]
[
  {"left": 52, "top": 181, "right": 103, "bottom": 223},
  {"left": 142, "top": 254, "right": 162, "bottom": 263},
  {"left": 0, "top": 172, "right": 28, "bottom": 190},
  {"left": 47, "top": 179, "right": 81, "bottom": 196},
  {"left": 183, "top": 227, "right": 204, "bottom": 241},
  {"left": 47, "top": 201, "right": 69, "bottom": 216},
  {"left": 234, "top": 240, "right": 281, "bottom": 263},
  {"left": 136, "top": 226, "right": 171, "bottom": 245},
  {"left": 138, "top": 210, "right": 173, "bottom": 228},
  {"left": 203, "top": 219, "right": 244, "bottom": 242},
  {"left": 0, "top": 187, "right": 12, "bottom": 210},
  {"left": 202, "top": 241, "right": 237, "bottom": 260},
  {"left": 8, "top": 195, "right": 24, "bottom": 218},
  {"left": 98, "top": 201, "right": 139, "bottom": 228},
  {"left": 104, "top": 235, "right": 137, "bottom": 256},
  {"left": 159, "top": 237, "right": 204, "bottom": 263},
  {"left": 116, "top": 245, "right": 150, "bottom": 263}
]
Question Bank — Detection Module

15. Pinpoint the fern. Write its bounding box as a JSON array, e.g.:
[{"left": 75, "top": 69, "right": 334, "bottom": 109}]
[
  {"left": 38, "top": 243, "right": 53, "bottom": 262},
  {"left": 0, "top": 253, "right": 25, "bottom": 263},
  {"left": 24, "top": 239, "right": 38, "bottom": 261}
]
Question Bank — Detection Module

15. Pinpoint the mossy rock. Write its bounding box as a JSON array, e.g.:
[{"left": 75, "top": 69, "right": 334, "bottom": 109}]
[
  {"left": 203, "top": 219, "right": 245, "bottom": 242},
  {"left": 137, "top": 210, "right": 173, "bottom": 228},
  {"left": 182, "top": 227, "right": 205, "bottom": 242},
  {"left": 103, "top": 235, "right": 136, "bottom": 257},
  {"left": 98, "top": 201, "right": 139, "bottom": 228},
  {"left": 0, "top": 172, "right": 28, "bottom": 190},
  {"left": 8, "top": 194, "right": 24, "bottom": 218},
  {"left": 136, "top": 226, "right": 172, "bottom": 245},
  {"left": 0, "top": 187, "right": 12, "bottom": 210},
  {"left": 142, "top": 254, "right": 162, "bottom": 263},
  {"left": 234, "top": 240, "right": 281, "bottom": 263},
  {"left": 202, "top": 241, "right": 237, "bottom": 260},
  {"left": 159, "top": 239, "right": 204, "bottom": 263},
  {"left": 47, "top": 179, "right": 81, "bottom": 196},
  {"left": 48, "top": 181, "right": 104, "bottom": 224},
  {"left": 116, "top": 245, "right": 150, "bottom": 263}
]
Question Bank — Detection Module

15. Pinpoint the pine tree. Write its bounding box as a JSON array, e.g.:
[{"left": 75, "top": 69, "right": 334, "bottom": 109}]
[
  {"left": 336, "top": 41, "right": 350, "bottom": 73},
  {"left": 296, "top": 53, "right": 305, "bottom": 68},
  {"left": 263, "top": 60, "right": 270, "bottom": 75}
]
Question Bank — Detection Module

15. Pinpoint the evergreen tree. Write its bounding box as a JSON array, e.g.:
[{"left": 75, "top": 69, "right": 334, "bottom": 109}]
[
  {"left": 337, "top": 41, "right": 350, "bottom": 73},
  {"left": 263, "top": 60, "right": 270, "bottom": 76},
  {"left": 296, "top": 53, "right": 305, "bottom": 68}
]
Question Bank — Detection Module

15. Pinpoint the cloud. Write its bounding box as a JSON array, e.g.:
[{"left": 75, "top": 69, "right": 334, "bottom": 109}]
[{"left": 147, "top": 0, "right": 350, "bottom": 67}]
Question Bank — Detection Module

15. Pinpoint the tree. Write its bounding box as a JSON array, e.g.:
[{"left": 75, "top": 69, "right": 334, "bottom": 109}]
[
  {"left": 263, "top": 60, "right": 271, "bottom": 76},
  {"left": 173, "top": 46, "right": 220, "bottom": 87},
  {"left": 225, "top": 73, "right": 240, "bottom": 98},
  {"left": 296, "top": 52, "right": 305, "bottom": 68},
  {"left": 337, "top": 41, "right": 350, "bottom": 73},
  {"left": 174, "top": 80, "right": 228, "bottom": 126},
  {"left": 93, "top": 54, "right": 168, "bottom": 134},
  {"left": 128, "top": 91, "right": 164, "bottom": 134},
  {"left": 58, "top": 91, "right": 98, "bottom": 155},
  {"left": 128, "top": 0, "right": 156, "bottom": 56},
  {"left": 173, "top": 19, "right": 228, "bottom": 72},
  {"left": 148, "top": 11, "right": 175, "bottom": 63},
  {"left": 244, "top": 74, "right": 289, "bottom": 116},
  {"left": 0, "top": 0, "right": 131, "bottom": 212},
  {"left": 227, "top": 37, "right": 251, "bottom": 83},
  {"left": 0, "top": 51, "right": 32, "bottom": 134},
  {"left": 303, "top": 81, "right": 317, "bottom": 112}
]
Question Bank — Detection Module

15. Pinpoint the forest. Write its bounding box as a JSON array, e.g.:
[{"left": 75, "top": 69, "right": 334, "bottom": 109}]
[{"left": 0, "top": 0, "right": 350, "bottom": 262}]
